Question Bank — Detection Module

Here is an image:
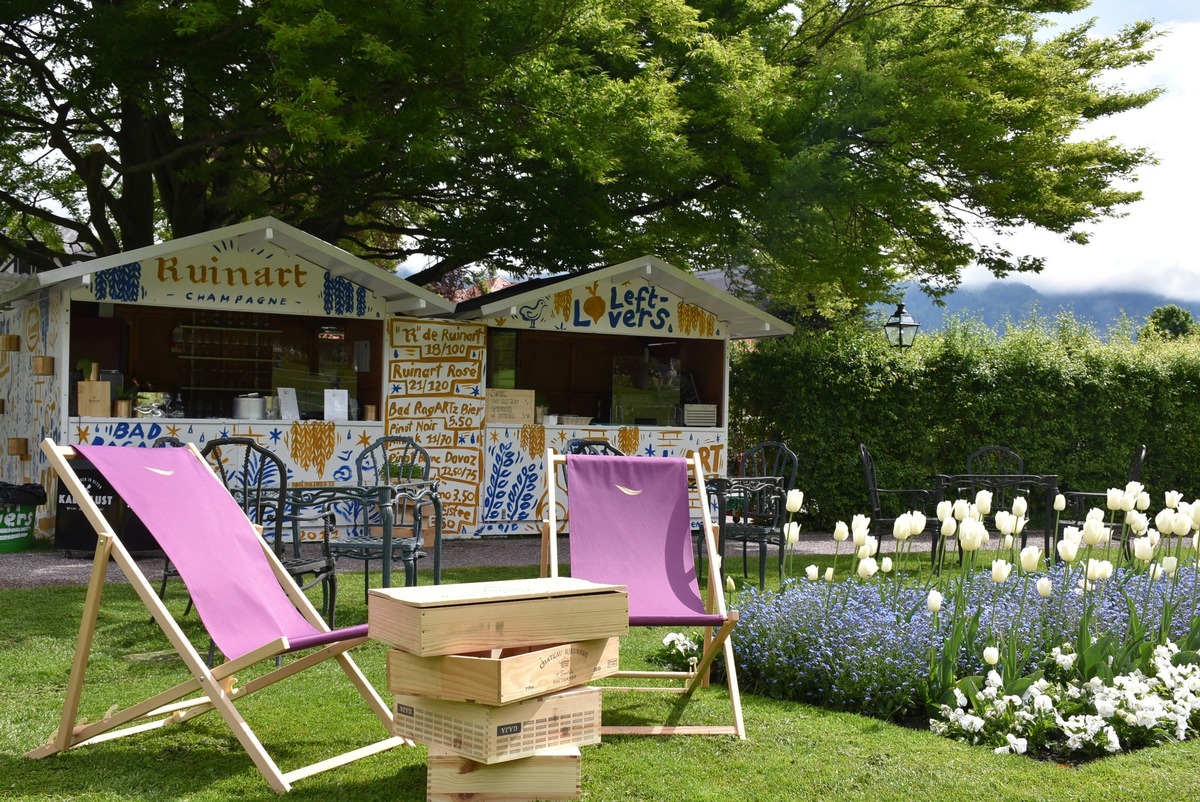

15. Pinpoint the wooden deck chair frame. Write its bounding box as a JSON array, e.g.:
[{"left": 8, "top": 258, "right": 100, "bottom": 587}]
[
  {"left": 25, "top": 439, "right": 409, "bottom": 794},
  {"left": 544, "top": 450, "right": 745, "bottom": 739}
]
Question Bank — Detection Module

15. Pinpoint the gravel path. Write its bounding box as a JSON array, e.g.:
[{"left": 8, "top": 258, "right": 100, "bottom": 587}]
[{"left": 0, "top": 530, "right": 941, "bottom": 590}]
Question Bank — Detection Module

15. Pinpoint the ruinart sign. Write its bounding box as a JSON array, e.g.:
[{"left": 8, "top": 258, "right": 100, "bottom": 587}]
[{"left": 76, "top": 240, "right": 385, "bottom": 319}]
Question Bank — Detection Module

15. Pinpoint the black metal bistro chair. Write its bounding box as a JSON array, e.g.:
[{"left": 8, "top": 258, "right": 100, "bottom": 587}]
[
  {"left": 859, "top": 443, "right": 932, "bottom": 539},
  {"left": 723, "top": 441, "right": 798, "bottom": 589}
]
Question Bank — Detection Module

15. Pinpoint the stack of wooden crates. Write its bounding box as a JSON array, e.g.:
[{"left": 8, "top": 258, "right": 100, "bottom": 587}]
[{"left": 369, "top": 577, "right": 629, "bottom": 801}]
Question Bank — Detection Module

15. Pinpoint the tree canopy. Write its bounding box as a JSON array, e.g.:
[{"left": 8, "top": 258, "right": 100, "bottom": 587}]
[{"left": 0, "top": 1, "right": 1160, "bottom": 309}]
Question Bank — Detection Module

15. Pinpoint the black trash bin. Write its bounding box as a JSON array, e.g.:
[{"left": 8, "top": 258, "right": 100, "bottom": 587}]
[
  {"left": 0, "top": 482, "right": 46, "bottom": 553},
  {"left": 53, "top": 461, "right": 159, "bottom": 553}
]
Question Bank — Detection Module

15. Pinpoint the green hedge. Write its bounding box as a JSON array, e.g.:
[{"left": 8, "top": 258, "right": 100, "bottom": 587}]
[{"left": 729, "top": 313, "right": 1200, "bottom": 529}]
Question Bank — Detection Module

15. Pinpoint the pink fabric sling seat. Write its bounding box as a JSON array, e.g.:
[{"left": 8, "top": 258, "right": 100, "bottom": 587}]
[
  {"left": 565, "top": 454, "right": 724, "bottom": 628},
  {"left": 78, "top": 444, "right": 365, "bottom": 661}
]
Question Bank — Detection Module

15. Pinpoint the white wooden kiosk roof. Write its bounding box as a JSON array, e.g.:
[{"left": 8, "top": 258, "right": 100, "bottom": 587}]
[
  {"left": 0, "top": 216, "right": 455, "bottom": 316},
  {"left": 453, "top": 255, "right": 793, "bottom": 339}
]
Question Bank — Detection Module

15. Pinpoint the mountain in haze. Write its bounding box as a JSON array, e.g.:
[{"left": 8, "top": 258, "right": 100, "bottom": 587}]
[{"left": 895, "top": 281, "right": 1200, "bottom": 335}]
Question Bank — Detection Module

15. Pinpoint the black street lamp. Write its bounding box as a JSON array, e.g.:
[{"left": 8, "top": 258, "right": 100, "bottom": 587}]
[{"left": 883, "top": 303, "right": 919, "bottom": 348}]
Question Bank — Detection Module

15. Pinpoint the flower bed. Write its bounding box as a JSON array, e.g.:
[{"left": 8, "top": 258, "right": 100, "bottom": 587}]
[{"left": 729, "top": 484, "right": 1200, "bottom": 759}]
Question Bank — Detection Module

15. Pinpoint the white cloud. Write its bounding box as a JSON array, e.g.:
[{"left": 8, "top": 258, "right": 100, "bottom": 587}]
[{"left": 963, "top": 18, "right": 1200, "bottom": 301}]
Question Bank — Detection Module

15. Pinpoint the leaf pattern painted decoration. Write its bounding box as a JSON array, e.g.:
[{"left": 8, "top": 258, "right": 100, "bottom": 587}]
[
  {"left": 483, "top": 443, "right": 517, "bottom": 521},
  {"left": 503, "top": 463, "right": 539, "bottom": 521},
  {"left": 93, "top": 262, "right": 144, "bottom": 303}
]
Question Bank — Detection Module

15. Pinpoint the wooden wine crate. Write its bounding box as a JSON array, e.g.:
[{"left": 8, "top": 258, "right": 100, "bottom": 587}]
[
  {"left": 393, "top": 686, "right": 601, "bottom": 764},
  {"left": 388, "top": 637, "right": 620, "bottom": 705},
  {"left": 77, "top": 381, "right": 111, "bottom": 417},
  {"left": 426, "top": 745, "right": 582, "bottom": 802},
  {"left": 369, "top": 577, "right": 628, "bottom": 657}
]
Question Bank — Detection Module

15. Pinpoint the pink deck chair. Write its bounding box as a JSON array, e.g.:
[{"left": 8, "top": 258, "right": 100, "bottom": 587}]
[
  {"left": 26, "top": 440, "right": 409, "bottom": 793},
  {"left": 545, "top": 451, "right": 745, "bottom": 738}
]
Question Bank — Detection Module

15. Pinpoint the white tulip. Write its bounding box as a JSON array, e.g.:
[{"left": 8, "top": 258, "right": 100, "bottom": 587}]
[
  {"left": 1136, "top": 491, "right": 1150, "bottom": 511},
  {"left": 1012, "top": 497, "right": 1028, "bottom": 518},
  {"left": 824, "top": 566, "right": 834, "bottom": 582},
  {"left": 1054, "top": 493, "right": 1066, "bottom": 511},
  {"left": 1057, "top": 538, "right": 1080, "bottom": 563},
  {"left": 852, "top": 514, "right": 871, "bottom": 535},
  {"left": 805, "top": 564, "right": 819, "bottom": 581},
  {"left": 785, "top": 521, "right": 801, "bottom": 546},
  {"left": 1192, "top": 502, "right": 1200, "bottom": 529},
  {"left": 1126, "top": 481, "right": 1145, "bottom": 497},
  {"left": 1156, "top": 508, "right": 1176, "bottom": 534},
  {"left": 909, "top": 511, "right": 927, "bottom": 537},
  {"left": 1106, "top": 488, "right": 1123, "bottom": 511},
  {"left": 786, "top": 488, "right": 804, "bottom": 513},
  {"left": 1194, "top": 532, "right": 1199, "bottom": 552},
  {"left": 952, "top": 499, "right": 969, "bottom": 521},
  {"left": 1082, "top": 519, "right": 1107, "bottom": 547},
  {"left": 893, "top": 513, "right": 913, "bottom": 540},
  {"left": 1014, "top": 516, "right": 1027, "bottom": 534},
  {"left": 995, "top": 511, "right": 1015, "bottom": 536},
  {"left": 881, "top": 557, "right": 893, "bottom": 573},
  {"left": 1149, "top": 529, "right": 1161, "bottom": 547},
  {"left": 983, "top": 646, "right": 1000, "bottom": 666},
  {"left": 857, "top": 557, "right": 879, "bottom": 579},
  {"left": 726, "top": 575, "right": 736, "bottom": 594},
  {"left": 991, "top": 559, "right": 1013, "bottom": 583},
  {"left": 856, "top": 536, "right": 878, "bottom": 559},
  {"left": 1133, "top": 536, "right": 1155, "bottom": 562},
  {"left": 1062, "top": 526, "right": 1083, "bottom": 545},
  {"left": 941, "top": 517, "right": 957, "bottom": 538},
  {"left": 927, "top": 589, "right": 943, "bottom": 613},
  {"left": 1002, "top": 534, "right": 1014, "bottom": 550},
  {"left": 1037, "top": 577, "right": 1053, "bottom": 597},
  {"left": 1152, "top": 564, "right": 1165, "bottom": 580},
  {"left": 1125, "top": 510, "right": 1148, "bottom": 534},
  {"left": 1174, "top": 512, "right": 1193, "bottom": 537},
  {"left": 1086, "top": 559, "right": 1113, "bottom": 581},
  {"left": 959, "top": 519, "right": 986, "bottom": 552},
  {"left": 852, "top": 526, "right": 867, "bottom": 547},
  {"left": 1020, "top": 546, "right": 1041, "bottom": 573},
  {"left": 1163, "top": 556, "right": 1179, "bottom": 576},
  {"left": 1165, "top": 490, "right": 1183, "bottom": 509},
  {"left": 936, "top": 500, "right": 952, "bottom": 521},
  {"left": 975, "top": 490, "right": 992, "bottom": 516},
  {"left": 1086, "top": 507, "right": 1105, "bottom": 523},
  {"left": 1119, "top": 492, "right": 1136, "bottom": 512},
  {"left": 833, "top": 521, "right": 849, "bottom": 542}
]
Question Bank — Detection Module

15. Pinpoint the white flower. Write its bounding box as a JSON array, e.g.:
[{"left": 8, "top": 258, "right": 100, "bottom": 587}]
[
  {"left": 1020, "top": 546, "right": 1041, "bottom": 573},
  {"left": 937, "top": 500, "right": 953, "bottom": 521},
  {"left": 1173, "top": 512, "right": 1193, "bottom": 537},
  {"left": 1012, "top": 496, "right": 1028, "bottom": 518},
  {"left": 833, "top": 521, "right": 849, "bottom": 542},
  {"left": 1037, "top": 577, "right": 1053, "bottom": 597},
  {"left": 857, "top": 557, "right": 879, "bottom": 579},
  {"left": 785, "top": 521, "right": 801, "bottom": 546},
  {"left": 992, "top": 560, "right": 1013, "bottom": 584},
  {"left": 927, "top": 589, "right": 943, "bottom": 614},
  {"left": 994, "top": 732, "right": 1028, "bottom": 755},
  {"left": 1057, "top": 538, "right": 1079, "bottom": 563},
  {"left": 805, "top": 564, "right": 819, "bottom": 581},
  {"left": 909, "top": 511, "right": 927, "bottom": 537},
  {"left": 1002, "top": 534, "right": 1014, "bottom": 550},
  {"left": 823, "top": 566, "right": 834, "bottom": 582},
  {"left": 959, "top": 519, "right": 987, "bottom": 552},
  {"left": 952, "top": 687, "right": 967, "bottom": 708},
  {"left": 1125, "top": 510, "right": 1148, "bottom": 534},
  {"left": 1136, "top": 491, "right": 1150, "bottom": 511},
  {"left": 995, "top": 510, "right": 1016, "bottom": 536},
  {"left": 1165, "top": 490, "right": 1183, "bottom": 509},
  {"left": 975, "top": 490, "right": 993, "bottom": 516},
  {"left": 1053, "top": 493, "right": 1067, "bottom": 511},
  {"left": 1085, "top": 559, "right": 1114, "bottom": 581},
  {"left": 1163, "top": 556, "right": 1178, "bottom": 576},
  {"left": 1133, "top": 536, "right": 1155, "bottom": 562},
  {"left": 1191, "top": 501, "right": 1200, "bottom": 529},
  {"left": 786, "top": 488, "right": 804, "bottom": 513},
  {"left": 984, "top": 646, "right": 1000, "bottom": 666},
  {"left": 893, "top": 513, "right": 913, "bottom": 540},
  {"left": 1082, "top": 519, "right": 1107, "bottom": 547},
  {"left": 880, "top": 557, "right": 893, "bottom": 573},
  {"left": 1106, "top": 488, "right": 1123, "bottom": 511},
  {"left": 1156, "top": 508, "right": 1176, "bottom": 535},
  {"left": 726, "top": 575, "right": 736, "bottom": 595},
  {"left": 940, "top": 517, "right": 956, "bottom": 539},
  {"left": 1086, "top": 507, "right": 1105, "bottom": 523},
  {"left": 851, "top": 514, "right": 871, "bottom": 537},
  {"left": 1062, "top": 525, "right": 1083, "bottom": 545},
  {"left": 952, "top": 499, "right": 969, "bottom": 521},
  {"left": 856, "top": 536, "right": 878, "bottom": 559}
]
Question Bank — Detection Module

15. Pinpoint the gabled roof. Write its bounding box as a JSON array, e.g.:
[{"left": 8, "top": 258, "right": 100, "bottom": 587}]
[
  {"left": 454, "top": 255, "right": 793, "bottom": 339},
  {"left": 0, "top": 217, "right": 455, "bottom": 315}
]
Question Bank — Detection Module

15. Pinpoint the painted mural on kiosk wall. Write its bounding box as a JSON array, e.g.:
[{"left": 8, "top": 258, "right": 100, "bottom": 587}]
[{"left": 1, "top": 290, "right": 69, "bottom": 538}]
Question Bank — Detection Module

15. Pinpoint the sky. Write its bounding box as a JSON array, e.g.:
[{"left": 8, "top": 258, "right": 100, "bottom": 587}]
[{"left": 961, "top": 0, "right": 1200, "bottom": 300}]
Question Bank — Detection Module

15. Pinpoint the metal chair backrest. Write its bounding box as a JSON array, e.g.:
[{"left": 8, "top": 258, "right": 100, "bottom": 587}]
[
  {"left": 566, "top": 438, "right": 624, "bottom": 456},
  {"left": 355, "top": 435, "right": 431, "bottom": 487},
  {"left": 736, "top": 441, "right": 797, "bottom": 519},
  {"left": 966, "top": 445, "right": 1024, "bottom": 476},
  {"left": 200, "top": 437, "right": 287, "bottom": 555},
  {"left": 1128, "top": 444, "right": 1147, "bottom": 484},
  {"left": 859, "top": 443, "right": 884, "bottom": 521}
]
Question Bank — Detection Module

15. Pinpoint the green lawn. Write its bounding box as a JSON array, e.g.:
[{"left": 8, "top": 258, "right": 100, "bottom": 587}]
[{"left": 3, "top": 563, "right": 1199, "bottom": 801}]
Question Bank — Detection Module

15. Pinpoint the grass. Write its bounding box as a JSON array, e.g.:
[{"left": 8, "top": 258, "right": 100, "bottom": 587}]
[{"left": 5, "top": 560, "right": 1200, "bottom": 801}]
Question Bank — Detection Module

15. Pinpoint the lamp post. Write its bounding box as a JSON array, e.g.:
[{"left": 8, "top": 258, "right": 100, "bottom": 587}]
[{"left": 883, "top": 303, "right": 919, "bottom": 348}]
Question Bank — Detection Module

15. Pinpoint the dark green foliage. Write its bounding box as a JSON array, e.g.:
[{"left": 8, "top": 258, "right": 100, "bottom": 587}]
[{"left": 731, "top": 312, "right": 1200, "bottom": 528}]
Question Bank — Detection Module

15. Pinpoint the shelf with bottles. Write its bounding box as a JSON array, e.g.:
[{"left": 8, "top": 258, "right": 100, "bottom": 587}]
[{"left": 171, "top": 325, "right": 281, "bottom": 360}]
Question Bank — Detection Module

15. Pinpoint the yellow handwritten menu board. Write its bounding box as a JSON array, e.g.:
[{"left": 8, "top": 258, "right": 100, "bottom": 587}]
[
  {"left": 486, "top": 388, "right": 535, "bottom": 424},
  {"left": 386, "top": 318, "right": 487, "bottom": 535}
]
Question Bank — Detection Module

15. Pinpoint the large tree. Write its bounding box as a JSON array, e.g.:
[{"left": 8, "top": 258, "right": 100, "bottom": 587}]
[{"left": 0, "top": 1, "right": 1159, "bottom": 309}]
